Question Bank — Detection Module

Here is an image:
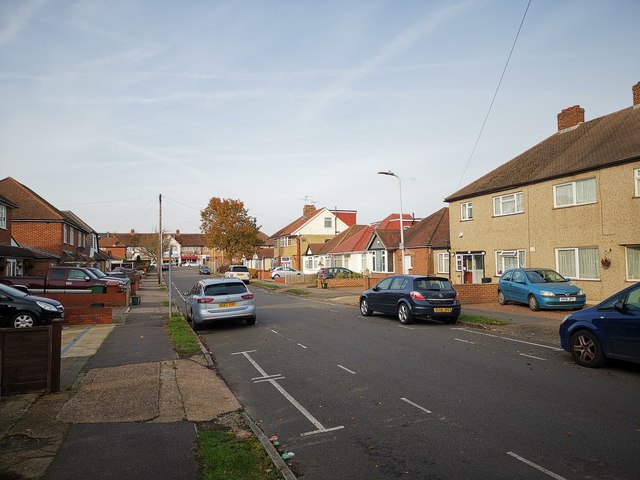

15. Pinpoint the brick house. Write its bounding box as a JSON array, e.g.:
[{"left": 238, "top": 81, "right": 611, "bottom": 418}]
[
  {"left": 401, "top": 207, "right": 450, "bottom": 277},
  {"left": 302, "top": 224, "right": 373, "bottom": 274},
  {"left": 0, "top": 177, "right": 101, "bottom": 275},
  {"left": 445, "top": 81, "right": 640, "bottom": 303},
  {"left": 0, "top": 194, "right": 58, "bottom": 275},
  {"left": 270, "top": 205, "right": 357, "bottom": 271}
]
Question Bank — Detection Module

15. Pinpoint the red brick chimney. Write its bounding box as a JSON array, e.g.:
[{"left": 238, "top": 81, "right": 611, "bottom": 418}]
[
  {"left": 303, "top": 204, "right": 316, "bottom": 216},
  {"left": 176, "top": 229, "right": 180, "bottom": 235},
  {"left": 633, "top": 81, "right": 640, "bottom": 107},
  {"left": 557, "top": 105, "right": 585, "bottom": 131}
]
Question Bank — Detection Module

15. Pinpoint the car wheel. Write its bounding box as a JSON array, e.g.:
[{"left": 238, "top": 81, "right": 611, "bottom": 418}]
[
  {"left": 192, "top": 319, "right": 200, "bottom": 331},
  {"left": 528, "top": 295, "right": 540, "bottom": 311},
  {"left": 398, "top": 303, "right": 414, "bottom": 325},
  {"left": 570, "top": 330, "right": 606, "bottom": 368},
  {"left": 498, "top": 290, "right": 507, "bottom": 305},
  {"left": 12, "top": 312, "right": 36, "bottom": 328},
  {"left": 246, "top": 316, "right": 256, "bottom": 326},
  {"left": 273, "top": 274, "right": 280, "bottom": 278},
  {"left": 360, "top": 298, "right": 373, "bottom": 316}
]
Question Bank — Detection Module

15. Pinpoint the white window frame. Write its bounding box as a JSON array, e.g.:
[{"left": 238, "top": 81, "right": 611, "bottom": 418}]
[
  {"left": 437, "top": 252, "right": 450, "bottom": 274},
  {"left": 372, "top": 250, "right": 391, "bottom": 273},
  {"left": 0, "top": 205, "right": 6, "bottom": 229},
  {"left": 555, "top": 247, "right": 600, "bottom": 280},
  {"left": 626, "top": 246, "right": 640, "bottom": 281},
  {"left": 460, "top": 202, "right": 473, "bottom": 221},
  {"left": 324, "top": 217, "right": 332, "bottom": 228},
  {"left": 493, "top": 192, "right": 523, "bottom": 216},
  {"left": 495, "top": 249, "right": 525, "bottom": 276},
  {"left": 635, "top": 169, "right": 640, "bottom": 197},
  {"left": 63, "top": 225, "right": 68, "bottom": 244},
  {"left": 69, "top": 228, "right": 75, "bottom": 246},
  {"left": 5, "top": 259, "right": 17, "bottom": 276},
  {"left": 553, "top": 177, "right": 596, "bottom": 208}
]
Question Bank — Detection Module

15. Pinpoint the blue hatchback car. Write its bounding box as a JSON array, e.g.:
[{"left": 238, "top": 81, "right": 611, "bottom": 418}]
[
  {"left": 559, "top": 282, "right": 640, "bottom": 367},
  {"left": 498, "top": 268, "right": 586, "bottom": 311}
]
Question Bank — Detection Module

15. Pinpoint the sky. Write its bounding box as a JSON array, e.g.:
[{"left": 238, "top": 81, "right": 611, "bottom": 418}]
[{"left": 1, "top": 0, "right": 639, "bottom": 237}]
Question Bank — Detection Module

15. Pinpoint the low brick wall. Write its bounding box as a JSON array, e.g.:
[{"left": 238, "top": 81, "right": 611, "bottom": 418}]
[
  {"left": 38, "top": 291, "right": 127, "bottom": 325},
  {"left": 322, "top": 277, "right": 367, "bottom": 289},
  {"left": 455, "top": 283, "right": 498, "bottom": 304}
]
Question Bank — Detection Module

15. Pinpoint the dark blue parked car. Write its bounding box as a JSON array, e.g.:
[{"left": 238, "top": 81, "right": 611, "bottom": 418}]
[
  {"left": 498, "top": 268, "right": 586, "bottom": 311},
  {"left": 559, "top": 282, "right": 640, "bottom": 368},
  {"left": 359, "top": 275, "right": 461, "bottom": 325}
]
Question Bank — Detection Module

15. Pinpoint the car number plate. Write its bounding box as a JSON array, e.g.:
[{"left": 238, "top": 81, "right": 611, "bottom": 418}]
[
  {"left": 559, "top": 297, "right": 576, "bottom": 302},
  {"left": 434, "top": 307, "right": 452, "bottom": 313},
  {"left": 218, "top": 302, "right": 237, "bottom": 308}
]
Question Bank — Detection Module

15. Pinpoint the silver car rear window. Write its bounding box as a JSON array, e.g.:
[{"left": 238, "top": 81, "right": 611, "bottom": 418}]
[{"left": 204, "top": 283, "right": 247, "bottom": 296}]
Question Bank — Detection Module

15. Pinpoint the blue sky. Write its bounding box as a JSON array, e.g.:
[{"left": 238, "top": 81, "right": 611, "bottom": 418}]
[{"left": 1, "top": 0, "right": 638, "bottom": 236}]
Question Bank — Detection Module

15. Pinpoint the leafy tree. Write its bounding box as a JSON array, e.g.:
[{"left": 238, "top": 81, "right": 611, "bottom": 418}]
[{"left": 200, "top": 198, "right": 262, "bottom": 263}]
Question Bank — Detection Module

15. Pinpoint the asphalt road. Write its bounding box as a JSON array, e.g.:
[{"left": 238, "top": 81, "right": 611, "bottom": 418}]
[{"left": 170, "top": 269, "right": 640, "bottom": 480}]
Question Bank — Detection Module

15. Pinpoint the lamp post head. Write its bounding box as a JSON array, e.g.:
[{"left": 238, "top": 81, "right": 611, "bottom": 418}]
[{"left": 377, "top": 170, "right": 397, "bottom": 178}]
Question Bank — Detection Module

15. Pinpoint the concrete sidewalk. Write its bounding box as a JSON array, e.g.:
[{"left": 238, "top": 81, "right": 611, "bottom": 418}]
[{"left": 0, "top": 277, "right": 257, "bottom": 480}]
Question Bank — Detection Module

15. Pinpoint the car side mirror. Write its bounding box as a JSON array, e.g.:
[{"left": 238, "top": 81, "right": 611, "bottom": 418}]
[
  {"left": 85, "top": 276, "right": 91, "bottom": 281},
  {"left": 372, "top": 286, "right": 380, "bottom": 291},
  {"left": 14, "top": 285, "right": 30, "bottom": 295},
  {"left": 614, "top": 300, "right": 627, "bottom": 312}
]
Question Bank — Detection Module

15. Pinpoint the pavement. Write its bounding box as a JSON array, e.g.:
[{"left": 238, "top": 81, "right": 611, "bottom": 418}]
[{"left": 0, "top": 277, "right": 568, "bottom": 479}]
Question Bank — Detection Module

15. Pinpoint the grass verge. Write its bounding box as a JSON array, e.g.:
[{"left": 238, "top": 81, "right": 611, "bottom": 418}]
[
  {"left": 251, "top": 281, "right": 280, "bottom": 290},
  {"left": 165, "top": 313, "right": 201, "bottom": 357},
  {"left": 198, "top": 428, "right": 285, "bottom": 480},
  {"left": 458, "top": 314, "right": 508, "bottom": 326},
  {"left": 287, "top": 288, "right": 310, "bottom": 296}
]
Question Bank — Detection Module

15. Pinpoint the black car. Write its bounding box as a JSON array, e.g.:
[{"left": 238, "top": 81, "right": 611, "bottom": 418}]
[
  {"left": 318, "top": 267, "right": 355, "bottom": 279},
  {"left": 198, "top": 265, "right": 211, "bottom": 275},
  {"left": 0, "top": 283, "right": 65, "bottom": 328},
  {"left": 359, "top": 275, "right": 461, "bottom": 325}
]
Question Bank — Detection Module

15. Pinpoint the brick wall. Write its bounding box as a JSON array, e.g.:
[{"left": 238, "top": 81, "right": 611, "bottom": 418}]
[
  {"left": 455, "top": 283, "right": 497, "bottom": 304},
  {"left": 63, "top": 306, "right": 113, "bottom": 325},
  {"left": 0, "top": 205, "right": 12, "bottom": 244},
  {"left": 41, "top": 291, "right": 128, "bottom": 307},
  {"left": 13, "top": 222, "right": 63, "bottom": 255}
]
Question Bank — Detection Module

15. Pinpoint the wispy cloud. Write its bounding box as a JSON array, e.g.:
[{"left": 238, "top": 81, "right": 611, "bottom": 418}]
[
  {"left": 0, "top": 0, "right": 47, "bottom": 48},
  {"left": 293, "top": 1, "right": 474, "bottom": 124}
]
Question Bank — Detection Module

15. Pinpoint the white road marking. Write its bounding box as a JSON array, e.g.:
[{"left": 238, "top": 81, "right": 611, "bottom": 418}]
[
  {"left": 254, "top": 376, "right": 285, "bottom": 383},
  {"left": 271, "top": 329, "right": 279, "bottom": 334},
  {"left": 452, "top": 328, "right": 562, "bottom": 351},
  {"left": 398, "top": 325, "right": 415, "bottom": 330},
  {"left": 297, "top": 343, "right": 308, "bottom": 349},
  {"left": 236, "top": 350, "right": 344, "bottom": 437},
  {"left": 400, "top": 397, "right": 432, "bottom": 414},
  {"left": 520, "top": 353, "right": 546, "bottom": 361},
  {"left": 506, "top": 451, "right": 568, "bottom": 480},
  {"left": 337, "top": 365, "right": 357, "bottom": 375},
  {"left": 454, "top": 338, "right": 476, "bottom": 344}
]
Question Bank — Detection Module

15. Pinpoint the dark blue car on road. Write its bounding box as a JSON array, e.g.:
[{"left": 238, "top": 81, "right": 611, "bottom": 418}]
[
  {"left": 359, "top": 275, "right": 460, "bottom": 325},
  {"left": 559, "top": 282, "right": 640, "bottom": 367}
]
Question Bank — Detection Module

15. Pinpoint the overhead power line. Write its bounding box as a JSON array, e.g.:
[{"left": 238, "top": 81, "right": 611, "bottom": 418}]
[{"left": 457, "top": 0, "right": 532, "bottom": 188}]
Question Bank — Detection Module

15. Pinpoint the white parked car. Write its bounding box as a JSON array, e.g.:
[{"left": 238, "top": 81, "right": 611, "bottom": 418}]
[
  {"left": 270, "top": 266, "right": 302, "bottom": 279},
  {"left": 224, "top": 265, "right": 250, "bottom": 284}
]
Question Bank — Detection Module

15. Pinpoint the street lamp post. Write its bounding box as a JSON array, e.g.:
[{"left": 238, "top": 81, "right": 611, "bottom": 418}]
[{"left": 377, "top": 170, "right": 406, "bottom": 274}]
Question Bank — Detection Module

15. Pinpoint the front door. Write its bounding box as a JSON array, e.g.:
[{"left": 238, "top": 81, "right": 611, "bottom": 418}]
[{"left": 460, "top": 254, "right": 485, "bottom": 284}]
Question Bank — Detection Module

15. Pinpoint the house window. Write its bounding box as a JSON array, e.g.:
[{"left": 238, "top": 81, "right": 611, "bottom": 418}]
[
  {"left": 334, "top": 255, "right": 343, "bottom": 267},
  {"left": 437, "top": 252, "right": 450, "bottom": 274},
  {"left": 554, "top": 178, "right": 596, "bottom": 207},
  {"left": 0, "top": 205, "right": 6, "bottom": 229},
  {"left": 495, "top": 250, "right": 525, "bottom": 275},
  {"left": 627, "top": 246, "right": 640, "bottom": 281},
  {"left": 5, "top": 259, "right": 17, "bottom": 276},
  {"left": 493, "top": 192, "right": 523, "bottom": 216},
  {"left": 324, "top": 217, "right": 332, "bottom": 228},
  {"left": 403, "top": 254, "right": 413, "bottom": 271},
  {"left": 461, "top": 202, "right": 473, "bottom": 221},
  {"left": 280, "top": 237, "right": 292, "bottom": 247},
  {"left": 635, "top": 169, "right": 640, "bottom": 197},
  {"left": 372, "top": 250, "right": 393, "bottom": 273},
  {"left": 305, "top": 256, "right": 314, "bottom": 270},
  {"left": 69, "top": 228, "right": 75, "bottom": 246},
  {"left": 556, "top": 247, "right": 600, "bottom": 280},
  {"left": 63, "top": 225, "right": 68, "bottom": 244}
]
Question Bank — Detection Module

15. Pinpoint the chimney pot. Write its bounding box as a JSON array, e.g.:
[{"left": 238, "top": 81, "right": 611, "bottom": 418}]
[
  {"left": 130, "top": 228, "right": 135, "bottom": 234},
  {"left": 557, "top": 105, "right": 585, "bottom": 131},
  {"left": 633, "top": 81, "right": 640, "bottom": 107},
  {"left": 176, "top": 229, "right": 180, "bottom": 235}
]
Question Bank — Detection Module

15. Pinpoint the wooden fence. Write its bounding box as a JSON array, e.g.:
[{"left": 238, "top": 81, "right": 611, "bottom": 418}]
[{"left": 0, "top": 320, "right": 62, "bottom": 396}]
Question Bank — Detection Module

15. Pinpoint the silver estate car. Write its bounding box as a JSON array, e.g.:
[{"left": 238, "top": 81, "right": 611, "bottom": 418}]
[{"left": 184, "top": 278, "right": 256, "bottom": 330}]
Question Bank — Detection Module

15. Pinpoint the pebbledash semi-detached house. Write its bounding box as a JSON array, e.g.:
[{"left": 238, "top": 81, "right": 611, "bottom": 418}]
[{"left": 445, "top": 81, "right": 640, "bottom": 303}]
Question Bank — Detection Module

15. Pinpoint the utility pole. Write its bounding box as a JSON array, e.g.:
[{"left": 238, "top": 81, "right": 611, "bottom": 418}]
[{"left": 158, "top": 194, "right": 162, "bottom": 285}]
